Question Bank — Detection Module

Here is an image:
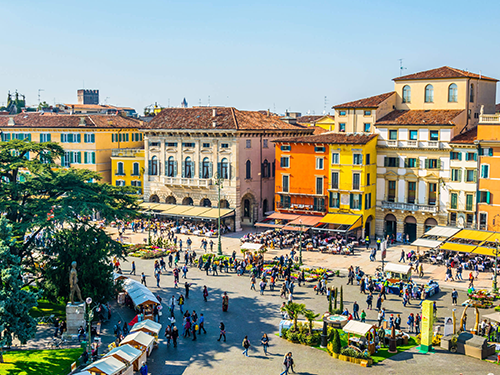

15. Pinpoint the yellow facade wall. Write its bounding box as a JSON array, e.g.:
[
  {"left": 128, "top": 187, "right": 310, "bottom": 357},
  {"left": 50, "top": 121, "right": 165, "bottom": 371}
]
[{"left": 111, "top": 149, "right": 145, "bottom": 194}]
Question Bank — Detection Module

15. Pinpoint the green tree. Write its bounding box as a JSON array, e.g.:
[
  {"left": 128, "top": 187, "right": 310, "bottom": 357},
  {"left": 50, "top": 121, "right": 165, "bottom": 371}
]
[
  {"left": 303, "top": 309, "right": 320, "bottom": 335},
  {"left": 0, "top": 140, "right": 137, "bottom": 261},
  {"left": 0, "top": 219, "right": 39, "bottom": 361},
  {"left": 334, "top": 287, "right": 338, "bottom": 310},
  {"left": 281, "top": 302, "right": 306, "bottom": 331},
  {"left": 328, "top": 289, "right": 333, "bottom": 314},
  {"left": 340, "top": 285, "right": 344, "bottom": 311},
  {"left": 332, "top": 329, "right": 341, "bottom": 354},
  {"left": 42, "top": 224, "right": 124, "bottom": 304}
]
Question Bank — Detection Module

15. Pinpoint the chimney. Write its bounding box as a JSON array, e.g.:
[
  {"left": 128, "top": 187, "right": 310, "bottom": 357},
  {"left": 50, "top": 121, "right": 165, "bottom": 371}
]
[
  {"left": 7, "top": 117, "right": 15, "bottom": 126},
  {"left": 212, "top": 108, "right": 217, "bottom": 117},
  {"left": 108, "top": 119, "right": 113, "bottom": 126},
  {"left": 267, "top": 109, "right": 270, "bottom": 117},
  {"left": 212, "top": 121, "right": 217, "bottom": 128},
  {"left": 78, "top": 117, "right": 86, "bottom": 126}
]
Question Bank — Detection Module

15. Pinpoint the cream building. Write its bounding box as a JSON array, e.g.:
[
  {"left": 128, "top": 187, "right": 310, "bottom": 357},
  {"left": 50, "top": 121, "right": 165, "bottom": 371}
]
[{"left": 142, "top": 107, "right": 311, "bottom": 230}]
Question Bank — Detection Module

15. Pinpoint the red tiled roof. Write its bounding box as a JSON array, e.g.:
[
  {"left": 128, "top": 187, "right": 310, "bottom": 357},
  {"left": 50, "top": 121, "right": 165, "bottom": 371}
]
[
  {"left": 312, "top": 126, "right": 328, "bottom": 135},
  {"left": 297, "top": 115, "right": 334, "bottom": 124},
  {"left": 333, "top": 92, "right": 395, "bottom": 109},
  {"left": 273, "top": 132, "right": 377, "bottom": 145},
  {"left": 145, "top": 107, "right": 310, "bottom": 131},
  {"left": 0, "top": 113, "right": 143, "bottom": 129},
  {"left": 375, "top": 110, "right": 464, "bottom": 126},
  {"left": 394, "top": 66, "right": 498, "bottom": 82},
  {"left": 450, "top": 127, "right": 477, "bottom": 144}
]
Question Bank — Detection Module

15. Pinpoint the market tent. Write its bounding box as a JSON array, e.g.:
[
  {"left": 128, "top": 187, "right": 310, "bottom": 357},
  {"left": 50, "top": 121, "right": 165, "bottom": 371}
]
[
  {"left": 483, "top": 312, "right": 500, "bottom": 323},
  {"left": 411, "top": 226, "right": 461, "bottom": 248},
  {"left": 450, "top": 229, "right": 494, "bottom": 242},
  {"left": 122, "top": 278, "right": 159, "bottom": 307},
  {"left": 241, "top": 243, "right": 264, "bottom": 251},
  {"left": 343, "top": 320, "right": 376, "bottom": 336},
  {"left": 411, "top": 239, "right": 443, "bottom": 248},
  {"left": 120, "top": 331, "right": 155, "bottom": 355},
  {"left": 131, "top": 320, "right": 162, "bottom": 337},
  {"left": 424, "top": 226, "right": 461, "bottom": 238},
  {"left": 384, "top": 263, "right": 412, "bottom": 274},
  {"left": 113, "top": 272, "right": 129, "bottom": 282},
  {"left": 106, "top": 344, "right": 144, "bottom": 371},
  {"left": 440, "top": 242, "right": 479, "bottom": 253},
  {"left": 83, "top": 356, "right": 127, "bottom": 375},
  {"left": 316, "top": 213, "right": 362, "bottom": 233}
]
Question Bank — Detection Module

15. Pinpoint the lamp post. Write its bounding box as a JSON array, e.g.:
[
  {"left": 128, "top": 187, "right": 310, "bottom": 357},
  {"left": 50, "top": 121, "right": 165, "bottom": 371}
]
[
  {"left": 298, "top": 219, "right": 303, "bottom": 266},
  {"left": 85, "top": 297, "right": 95, "bottom": 364},
  {"left": 214, "top": 173, "right": 223, "bottom": 255},
  {"left": 147, "top": 209, "right": 152, "bottom": 246},
  {"left": 494, "top": 239, "right": 499, "bottom": 292}
]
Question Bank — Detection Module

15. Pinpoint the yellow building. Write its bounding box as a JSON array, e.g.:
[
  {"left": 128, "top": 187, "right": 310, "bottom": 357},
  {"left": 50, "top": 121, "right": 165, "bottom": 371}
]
[
  {"left": 0, "top": 113, "right": 144, "bottom": 182},
  {"left": 327, "top": 133, "right": 378, "bottom": 237},
  {"left": 110, "top": 148, "right": 145, "bottom": 194},
  {"left": 298, "top": 114, "right": 335, "bottom": 131}
]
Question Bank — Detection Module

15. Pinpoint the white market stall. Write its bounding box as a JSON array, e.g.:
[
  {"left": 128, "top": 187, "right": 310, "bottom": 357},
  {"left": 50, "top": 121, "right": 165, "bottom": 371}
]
[
  {"left": 342, "top": 320, "right": 377, "bottom": 354},
  {"left": 120, "top": 331, "right": 155, "bottom": 356},
  {"left": 384, "top": 263, "right": 412, "bottom": 281},
  {"left": 83, "top": 356, "right": 130, "bottom": 375},
  {"left": 122, "top": 278, "right": 160, "bottom": 319},
  {"left": 106, "top": 344, "right": 145, "bottom": 372},
  {"left": 241, "top": 242, "right": 264, "bottom": 252},
  {"left": 131, "top": 320, "right": 162, "bottom": 342}
]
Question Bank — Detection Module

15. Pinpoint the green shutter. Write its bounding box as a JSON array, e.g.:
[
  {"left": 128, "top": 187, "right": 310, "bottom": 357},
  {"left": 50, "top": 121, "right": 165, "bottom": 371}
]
[
  {"left": 458, "top": 152, "right": 462, "bottom": 161},
  {"left": 473, "top": 170, "right": 477, "bottom": 182},
  {"left": 92, "top": 152, "right": 95, "bottom": 164},
  {"left": 489, "top": 149, "right": 494, "bottom": 156},
  {"left": 458, "top": 169, "right": 462, "bottom": 182},
  {"left": 84, "top": 152, "right": 88, "bottom": 164},
  {"left": 487, "top": 191, "right": 491, "bottom": 204},
  {"left": 60, "top": 134, "right": 64, "bottom": 142},
  {"left": 77, "top": 152, "right": 81, "bottom": 164},
  {"left": 437, "top": 159, "right": 441, "bottom": 169},
  {"left": 424, "top": 159, "right": 429, "bottom": 169},
  {"left": 474, "top": 153, "right": 477, "bottom": 161}
]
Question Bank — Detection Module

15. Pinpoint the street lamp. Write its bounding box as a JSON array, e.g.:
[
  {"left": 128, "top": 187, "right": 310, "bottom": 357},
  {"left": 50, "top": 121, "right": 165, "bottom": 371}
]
[
  {"left": 298, "top": 219, "right": 303, "bottom": 266},
  {"left": 85, "top": 297, "right": 95, "bottom": 364},
  {"left": 214, "top": 173, "right": 223, "bottom": 256},
  {"left": 147, "top": 209, "right": 152, "bottom": 246},
  {"left": 494, "top": 239, "right": 499, "bottom": 292}
]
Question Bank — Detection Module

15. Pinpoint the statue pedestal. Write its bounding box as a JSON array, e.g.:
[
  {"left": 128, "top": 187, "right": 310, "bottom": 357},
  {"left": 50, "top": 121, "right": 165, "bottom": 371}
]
[{"left": 66, "top": 302, "right": 86, "bottom": 334}]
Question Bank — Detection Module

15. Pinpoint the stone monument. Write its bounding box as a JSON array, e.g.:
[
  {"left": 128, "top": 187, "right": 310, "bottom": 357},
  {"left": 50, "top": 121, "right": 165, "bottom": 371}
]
[{"left": 66, "top": 261, "right": 86, "bottom": 334}]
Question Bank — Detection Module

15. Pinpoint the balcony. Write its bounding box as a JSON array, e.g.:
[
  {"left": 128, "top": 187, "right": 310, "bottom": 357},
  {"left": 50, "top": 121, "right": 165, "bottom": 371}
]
[
  {"left": 162, "top": 176, "right": 213, "bottom": 188},
  {"left": 480, "top": 114, "right": 500, "bottom": 123},
  {"left": 276, "top": 202, "right": 326, "bottom": 213},
  {"left": 115, "top": 169, "right": 126, "bottom": 176},
  {"left": 381, "top": 201, "right": 438, "bottom": 213}
]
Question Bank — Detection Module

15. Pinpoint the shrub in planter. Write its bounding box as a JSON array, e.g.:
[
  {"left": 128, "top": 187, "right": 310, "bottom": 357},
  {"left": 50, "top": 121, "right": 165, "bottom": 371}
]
[
  {"left": 332, "top": 330, "right": 341, "bottom": 354},
  {"left": 288, "top": 331, "right": 300, "bottom": 343}
]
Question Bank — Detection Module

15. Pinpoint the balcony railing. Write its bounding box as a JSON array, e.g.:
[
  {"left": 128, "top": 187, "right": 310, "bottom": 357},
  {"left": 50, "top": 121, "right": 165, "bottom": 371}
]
[
  {"left": 162, "top": 176, "right": 213, "bottom": 188},
  {"left": 276, "top": 202, "right": 326, "bottom": 213},
  {"left": 115, "top": 170, "right": 126, "bottom": 176},
  {"left": 480, "top": 114, "right": 500, "bottom": 123},
  {"left": 382, "top": 201, "right": 438, "bottom": 213},
  {"left": 111, "top": 148, "right": 143, "bottom": 157}
]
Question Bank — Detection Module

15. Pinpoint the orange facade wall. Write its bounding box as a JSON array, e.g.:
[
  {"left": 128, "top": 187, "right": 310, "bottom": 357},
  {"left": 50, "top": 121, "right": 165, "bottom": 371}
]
[{"left": 275, "top": 142, "right": 328, "bottom": 213}]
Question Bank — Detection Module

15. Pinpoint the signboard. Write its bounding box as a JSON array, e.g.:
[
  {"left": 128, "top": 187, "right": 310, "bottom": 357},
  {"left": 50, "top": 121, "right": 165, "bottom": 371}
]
[
  {"left": 444, "top": 316, "right": 453, "bottom": 336},
  {"left": 419, "top": 300, "right": 434, "bottom": 353}
]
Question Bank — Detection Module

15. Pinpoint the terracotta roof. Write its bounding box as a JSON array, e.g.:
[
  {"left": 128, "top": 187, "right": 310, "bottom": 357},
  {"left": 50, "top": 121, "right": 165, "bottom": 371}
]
[
  {"left": 375, "top": 110, "right": 464, "bottom": 126},
  {"left": 394, "top": 66, "right": 498, "bottom": 82},
  {"left": 145, "top": 107, "right": 309, "bottom": 131},
  {"left": 333, "top": 92, "right": 395, "bottom": 109},
  {"left": 296, "top": 115, "right": 325, "bottom": 124},
  {"left": 312, "top": 126, "right": 328, "bottom": 135},
  {"left": 273, "top": 132, "right": 377, "bottom": 145},
  {"left": 450, "top": 127, "right": 477, "bottom": 144},
  {"left": 0, "top": 113, "right": 143, "bottom": 129}
]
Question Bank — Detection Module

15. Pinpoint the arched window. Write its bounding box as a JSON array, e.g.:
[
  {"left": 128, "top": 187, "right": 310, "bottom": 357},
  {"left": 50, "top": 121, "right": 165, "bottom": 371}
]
[
  {"left": 448, "top": 83, "right": 458, "bottom": 102},
  {"left": 149, "top": 156, "right": 158, "bottom": 176},
  {"left": 202, "top": 157, "right": 211, "bottom": 179},
  {"left": 245, "top": 160, "right": 251, "bottom": 179},
  {"left": 425, "top": 84, "right": 434, "bottom": 103},
  {"left": 182, "top": 197, "right": 193, "bottom": 206},
  {"left": 132, "top": 162, "right": 140, "bottom": 176},
  {"left": 167, "top": 156, "right": 175, "bottom": 177},
  {"left": 219, "top": 199, "right": 230, "bottom": 208},
  {"left": 262, "top": 159, "right": 270, "bottom": 178},
  {"left": 219, "top": 158, "right": 229, "bottom": 179},
  {"left": 263, "top": 199, "right": 268, "bottom": 214},
  {"left": 402, "top": 85, "right": 411, "bottom": 103},
  {"left": 184, "top": 156, "right": 193, "bottom": 178},
  {"left": 243, "top": 199, "right": 250, "bottom": 218},
  {"left": 470, "top": 83, "right": 475, "bottom": 103},
  {"left": 166, "top": 195, "right": 176, "bottom": 204},
  {"left": 201, "top": 198, "right": 211, "bottom": 207},
  {"left": 117, "top": 162, "right": 124, "bottom": 175}
]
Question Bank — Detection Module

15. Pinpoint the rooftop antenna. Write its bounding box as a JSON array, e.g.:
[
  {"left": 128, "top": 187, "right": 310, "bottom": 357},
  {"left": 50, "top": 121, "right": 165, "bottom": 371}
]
[
  {"left": 104, "top": 97, "right": 110, "bottom": 105},
  {"left": 399, "top": 59, "right": 407, "bottom": 76},
  {"left": 323, "top": 96, "right": 328, "bottom": 114},
  {"left": 168, "top": 98, "right": 170, "bottom": 107},
  {"left": 199, "top": 99, "right": 202, "bottom": 106},
  {"left": 208, "top": 95, "right": 211, "bottom": 106},
  {"left": 38, "top": 89, "right": 44, "bottom": 104}
]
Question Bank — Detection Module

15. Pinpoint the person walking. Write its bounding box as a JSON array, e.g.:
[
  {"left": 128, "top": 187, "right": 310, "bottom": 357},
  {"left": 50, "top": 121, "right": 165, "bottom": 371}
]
[
  {"left": 250, "top": 275, "right": 256, "bottom": 291},
  {"left": 203, "top": 286, "right": 209, "bottom": 302},
  {"left": 178, "top": 294, "right": 185, "bottom": 314},
  {"left": 419, "top": 263, "right": 424, "bottom": 278},
  {"left": 280, "top": 352, "right": 293, "bottom": 375},
  {"left": 399, "top": 249, "right": 405, "bottom": 263},
  {"left": 217, "top": 322, "right": 226, "bottom": 342},
  {"left": 456, "top": 264, "right": 463, "bottom": 280},
  {"left": 407, "top": 313, "right": 415, "bottom": 333},
  {"left": 222, "top": 292, "right": 229, "bottom": 312},
  {"left": 141, "top": 272, "right": 147, "bottom": 286},
  {"left": 360, "top": 310, "right": 366, "bottom": 322},
  {"left": 241, "top": 336, "right": 251, "bottom": 357},
  {"left": 353, "top": 301, "right": 360, "bottom": 320},
  {"left": 395, "top": 314, "right": 401, "bottom": 330},
  {"left": 140, "top": 362, "right": 148, "bottom": 375},
  {"left": 156, "top": 271, "right": 161, "bottom": 287},
  {"left": 172, "top": 326, "right": 179, "bottom": 347},
  {"left": 261, "top": 333, "right": 270, "bottom": 355},
  {"left": 199, "top": 313, "right": 207, "bottom": 334},
  {"left": 185, "top": 282, "right": 191, "bottom": 299},
  {"left": 376, "top": 294, "right": 382, "bottom": 311},
  {"left": 131, "top": 261, "right": 136, "bottom": 275},
  {"left": 366, "top": 293, "right": 373, "bottom": 310},
  {"left": 452, "top": 289, "right": 458, "bottom": 305}
]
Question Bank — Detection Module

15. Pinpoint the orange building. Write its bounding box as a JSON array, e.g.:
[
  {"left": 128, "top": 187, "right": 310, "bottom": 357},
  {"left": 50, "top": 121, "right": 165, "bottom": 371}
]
[{"left": 477, "top": 113, "right": 500, "bottom": 230}]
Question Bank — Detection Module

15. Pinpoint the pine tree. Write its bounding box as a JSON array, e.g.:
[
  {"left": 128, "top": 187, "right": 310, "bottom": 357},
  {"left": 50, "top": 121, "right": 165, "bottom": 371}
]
[
  {"left": 340, "top": 285, "right": 344, "bottom": 311},
  {"left": 334, "top": 287, "right": 338, "bottom": 310},
  {"left": 332, "top": 329, "right": 341, "bottom": 354},
  {"left": 328, "top": 289, "right": 333, "bottom": 314}
]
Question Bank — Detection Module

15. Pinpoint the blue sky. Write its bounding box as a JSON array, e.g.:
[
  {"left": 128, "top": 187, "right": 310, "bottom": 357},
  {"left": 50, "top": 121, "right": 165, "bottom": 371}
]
[{"left": 1, "top": 0, "right": 499, "bottom": 115}]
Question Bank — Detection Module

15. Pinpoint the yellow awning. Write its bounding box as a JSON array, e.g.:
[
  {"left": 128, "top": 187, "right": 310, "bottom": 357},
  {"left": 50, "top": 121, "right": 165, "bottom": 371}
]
[
  {"left": 159, "top": 204, "right": 178, "bottom": 213},
  {"left": 165, "top": 205, "right": 193, "bottom": 215},
  {"left": 472, "top": 247, "right": 497, "bottom": 256},
  {"left": 440, "top": 242, "right": 478, "bottom": 253},
  {"left": 196, "top": 208, "right": 235, "bottom": 219},
  {"left": 139, "top": 202, "right": 161, "bottom": 211},
  {"left": 180, "top": 206, "right": 213, "bottom": 217},
  {"left": 320, "top": 213, "right": 362, "bottom": 226},
  {"left": 452, "top": 229, "right": 495, "bottom": 242}
]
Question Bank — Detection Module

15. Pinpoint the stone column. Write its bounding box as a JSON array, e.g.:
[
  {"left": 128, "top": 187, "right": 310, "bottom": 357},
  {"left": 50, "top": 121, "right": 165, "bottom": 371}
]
[{"left": 66, "top": 302, "right": 86, "bottom": 335}]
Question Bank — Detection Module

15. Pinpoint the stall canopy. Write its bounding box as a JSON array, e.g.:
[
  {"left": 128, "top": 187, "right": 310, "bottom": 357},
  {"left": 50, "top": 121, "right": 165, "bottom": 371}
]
[
  {"left": 343, "top": 320, "right": 376, "bottom": 336},
  {"left": 411, "top": 226, "right": 461, "bottom": 248},
  {"left": 120, "top": 331, "right": 155, "bottom": 352},
  {"left": 138, "top": 203, "right": 234, "bottom": 220},
  {"left": 106, "top": 344, "right": 142, "bottom": 364},
  {"left": 131, "top": 320, "right": 162, "bottom": 336},
  {"left": 254, "top": 212, "right": 300, "bottom": 228},
  {"left": 384, "top": 263, "right": 412, "bottom": 274},
  {"left": 315, "top": 213, "right": 362, "bottom": 233},
  {"left": 83, "top": 356, "right": 126, "bottom": 375},
  {"left": 123, "top": 278, "right": 159, "bottom": 307},
  {"left": 483, "top": 312, "right": 500, "bottom": 323},
  {"left": 241, "top": 242, "right": 264, "bottom": 252}
]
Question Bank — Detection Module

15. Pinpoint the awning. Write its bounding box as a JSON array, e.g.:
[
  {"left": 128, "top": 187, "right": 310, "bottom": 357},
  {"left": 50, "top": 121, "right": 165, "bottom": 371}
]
[
  {"left": 106, "top": 344, "right": 142, "bottom": 364},
  {"left": 282, "top": 225, "right": 307, "bottom": 232},
  {"left": 196, "top": 207, "right": 235, "bottom": 219},
  {"left": 83, "top": 356, "right": 126, "bottom": 375},
  {"left": 451, "top": 229, "right": 494, "bottom": 241},
  {"left": 138, "top": 202, "right": 162, "bottom": 211},
  {"left": 241, "top": 243, "right": 264, "bottom": 251},
  {"left": 472, "top": 247, "right": 496, "bottom": 256},
  {"left": 440, "top": 242, "right": 478, "bottom": 253},
  {"left": 411, "top": 239, "right": 443, "bottom": 248},
  {"left": 254, "top": 223, "right": 284, "bottom": 228},
  {"left": 483, "top": 312, "right": 500, "bottom": 322},
  {"left": 423, "top": 226, "right": 461, "bottom": 238},
  {"left": 267, "top": 213, "right": 301, "bottom": 221},
  {"left": 343, "top": 320, "right": 376, "bottom": 336},
  {"left": 288, "top": 215, "right": 323, "bottom": 227},
  {"left": 180, "top": 206, "right": 213, "bottom": 217},
  {"left": 384, "top": 263, "right": 412, "bottom": 274},
  {"left": 320, "top": 213, "right": 361, "bottom": 226},
  {"left": 139, "top": 203, "right": 234, "bottom": 220}
]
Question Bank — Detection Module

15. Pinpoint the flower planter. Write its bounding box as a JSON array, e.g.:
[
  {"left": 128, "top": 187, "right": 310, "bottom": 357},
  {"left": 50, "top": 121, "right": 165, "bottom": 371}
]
[{"left": 336, "top": 354, "right": 373, "bottom": 366}]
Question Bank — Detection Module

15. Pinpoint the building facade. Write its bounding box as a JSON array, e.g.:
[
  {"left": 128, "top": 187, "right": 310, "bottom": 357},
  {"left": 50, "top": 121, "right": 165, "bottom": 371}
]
[
  {"left": 111, "top": 148, "right": 145, "bottom": 194},
  {"left": 0, "top": 113, "right": 144, "bottom": 182},
  {"left": 142, "top": 107, "right": 311, "bottom": 230}
]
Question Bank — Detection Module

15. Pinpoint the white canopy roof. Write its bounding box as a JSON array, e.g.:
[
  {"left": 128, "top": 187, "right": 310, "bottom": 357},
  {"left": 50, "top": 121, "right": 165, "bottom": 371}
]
[
  {"left": 241, "top": 242, "right": 264, "bottom": 251},
  {"left": 131, "top": 319, "right": 162, "bottom": 335},
  {"left": 483, "top": 312, "right": 500, "bottom": 323},
  {"left": 106, "top": 344, "right": 142, "bottom": 364},
  {"left": 384, "top": 263, "right": 412, "bottom": 274},
  {"left": 343, "top": 320, "right": 375, "bottom": 336},
  {"left": 423, "top": 226, "right": 460, "bottom": 238},
  {"left": 411, "top": 239, "right": 443, "bottom": 248},
  {"left": 120, "top": 331, "right": 155, "bottom": 349},
  {"left": 113, "top": 272, "right": 129, "bottom": 281},
  {"left": 123, "top": 278, "right": 159, "bottom": 307},
  {"left": 84, "top": 356, "right": 126, "bottom": 375}
]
